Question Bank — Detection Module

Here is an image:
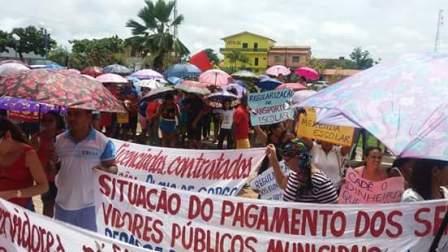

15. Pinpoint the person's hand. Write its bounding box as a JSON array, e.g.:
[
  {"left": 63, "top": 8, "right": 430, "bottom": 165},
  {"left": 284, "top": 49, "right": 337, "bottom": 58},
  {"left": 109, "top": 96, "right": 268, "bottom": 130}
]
[
  {"left": 0, "top": 190, "right": 16, "bottom": 200},
  {"left": 266, "top": 144, "right": 278, "bottom": 161}
]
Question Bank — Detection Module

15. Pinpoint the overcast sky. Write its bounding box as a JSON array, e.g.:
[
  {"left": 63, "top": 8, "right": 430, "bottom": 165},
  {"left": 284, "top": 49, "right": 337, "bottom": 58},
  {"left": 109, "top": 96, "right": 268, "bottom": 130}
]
[{"left": 0, "top": 0, "right": 447, "bottom": 60}]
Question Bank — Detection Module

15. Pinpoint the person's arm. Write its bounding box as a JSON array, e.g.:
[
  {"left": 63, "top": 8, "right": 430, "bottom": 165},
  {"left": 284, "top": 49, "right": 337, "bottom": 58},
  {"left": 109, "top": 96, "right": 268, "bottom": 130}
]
[
  {"left": 94, "top": 140, "right": 118, "bottom": 174},
  {"left": 266, "top": 144, "right": 287, "bottom": 189},
  {"left": 254, "top": 126, "right": 268, "bottom": 144},
  {"left": 0, "top": 149, "right": 48, "bottom": 200}
]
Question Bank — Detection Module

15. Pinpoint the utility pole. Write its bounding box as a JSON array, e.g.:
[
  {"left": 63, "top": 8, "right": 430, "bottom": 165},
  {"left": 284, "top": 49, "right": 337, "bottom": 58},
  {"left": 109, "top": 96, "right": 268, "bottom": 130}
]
[{"left": 434, "top": 9, "right": 444, "bottom": 53}]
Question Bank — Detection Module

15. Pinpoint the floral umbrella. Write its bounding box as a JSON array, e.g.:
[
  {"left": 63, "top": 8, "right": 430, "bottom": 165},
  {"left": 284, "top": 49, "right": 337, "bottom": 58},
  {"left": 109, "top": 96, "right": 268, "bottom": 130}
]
[
  {"left": 81, "top": 66, "right": 103, "bottom": 77},
  {"left": 140, "top": 87, "right": 177, "bottom": 103},
  {"left": 0, "top": 63, "right": 30, "bottom": 77},
  {"left": 299, "top": 53, "right": 448, "bottom": 161},
  {"left": 266, "top": 65, "right": 291, "bottom": 77},
  {"left": 96, "top": 73, "right": 128, "bottom": 84},
  {"left": 103, "top": 64, "right": 132, "bottom": 76},
  {"left": 0, "top": 60, "right": 28, "bottom": 66},
  {"left": 0, "top": 69, "right": 126, "bottom": 113}
]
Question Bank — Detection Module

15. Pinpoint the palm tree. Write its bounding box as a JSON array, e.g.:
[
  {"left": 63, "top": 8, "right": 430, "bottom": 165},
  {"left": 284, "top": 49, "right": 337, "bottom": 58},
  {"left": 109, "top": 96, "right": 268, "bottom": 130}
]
[
  {"left": 126, "top": 0, "right": 190, "bottom": 71},
  {"left": 227, "top": 50, "right": 249, "bottom": 69}
]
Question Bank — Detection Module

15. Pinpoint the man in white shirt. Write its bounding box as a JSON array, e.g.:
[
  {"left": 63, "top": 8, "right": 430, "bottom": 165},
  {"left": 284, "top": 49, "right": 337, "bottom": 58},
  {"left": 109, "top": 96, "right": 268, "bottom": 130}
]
[{"left": 54, "top": 108, "right": 118, "bottom": 231}]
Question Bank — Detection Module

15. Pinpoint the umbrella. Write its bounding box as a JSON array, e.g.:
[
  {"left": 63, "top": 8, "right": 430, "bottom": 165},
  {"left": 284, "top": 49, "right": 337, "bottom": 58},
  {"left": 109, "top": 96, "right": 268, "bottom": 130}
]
[
  {"left": 292, "top": 90, "right": 317, "bottom": 105},
  {"left": 138, "top": 79, "right": 164, "bottom": 89},
  {"left": 206, "top": 90, "right": 239, "bottom": 103},
  {"left": 257, "top": 76, "right": 282, "bottom": 90},
  {"left": 0, "top": 63, "right": 30, "bottom": 76},
  {"left": 226, "top": 83, "right": 247, "bottom": 98},
  {"left": 0, "top": 60, "right": 29, "bottom": 67},
  {"left": 266, "top": 65, "right": 291, "bottom": 77},
  {"left": 130, "top": 69, "right": 164, "bottom": 80},
  {"left": 175, "top": 83, "right": 211, "bottom": 96},
  {"left": 103, "top": 64, "right": 132, "bottom": 76},
  {"left": 44, "top": 63, "right": 64, "bottom": 70},
  {"left": 181, "top": 80, "right": 210, "bottom": 88},
  {"left": 276, "top": 82, "right": 307, "bottom": 91},
  {"left": 81, "top": 66, "right": 103, "bottom": 77},
  {"left": 164, "top": 63, "right": 201, "bottom": 79},
  {"left": 0, "top": 96, "right": 65, "bottom": 114},
  {"left": 231, "top": 70, "right": 258, "bottom": 80},
  {"left": 299, "top": 53, "right": 448, "bottom": 160},
  {"left": 199, "top": 69, "right": 231, "bottom": 86},
  {"left": 167, "top": 76, "right": 182, "bottom": 85},
  {"left": 58, "top": 69, "right": 81, "bottom": 75},
  {"left": 295, "top": 67, "right": 319, "bottom": 81},
  {"left": 140, "top": 87, "right": 176, "bottom": 102},
  {"left": 81, "top": 74, "right": 97, "bottom": 81},
  {"left": 0, "top": 69, "right": 126, "bottom": 113},
  {"left": 96, "top": 73, "right": 128, "bottom": 84}
]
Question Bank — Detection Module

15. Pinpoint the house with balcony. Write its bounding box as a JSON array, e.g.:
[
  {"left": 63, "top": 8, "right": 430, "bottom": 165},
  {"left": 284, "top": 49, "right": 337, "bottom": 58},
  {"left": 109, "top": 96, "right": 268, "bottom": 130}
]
[
  {"left": 268, "top": 46, "right": 311, "bottom": 69},
  {"left": 220, "top": 31, "right": 275, "bottom": 73}
]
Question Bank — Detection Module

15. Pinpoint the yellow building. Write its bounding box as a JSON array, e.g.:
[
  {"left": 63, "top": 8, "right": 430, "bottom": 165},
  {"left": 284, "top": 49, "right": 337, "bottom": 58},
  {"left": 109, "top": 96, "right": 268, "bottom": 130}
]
[{"left": 220, "top": 31, "right": 275, "bottom": 73}]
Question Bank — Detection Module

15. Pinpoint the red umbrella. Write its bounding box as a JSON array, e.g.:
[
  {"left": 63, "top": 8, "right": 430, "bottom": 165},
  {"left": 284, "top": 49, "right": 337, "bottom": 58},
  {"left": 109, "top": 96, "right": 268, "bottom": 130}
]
[
  {"left": 276, "top": 82, "right": 307, "bottom": 91},
  {"left": 81, "top": 66, "right": 103, "bottom": 77},
  {"left": 295, "top": 67, "right": 319, "bottom": 81},
  {"left": 0, "top": 69, "right": 126, "bottom": 113}
]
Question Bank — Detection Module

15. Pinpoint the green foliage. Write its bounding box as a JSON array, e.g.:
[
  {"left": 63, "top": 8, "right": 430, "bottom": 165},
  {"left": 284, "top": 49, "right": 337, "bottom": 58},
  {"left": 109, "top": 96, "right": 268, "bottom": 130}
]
[
  {"left": 349, "top": 47, "right": 374, "bottom": 70},
  {"left": 48, "top": 46, "right": 70, "bottom": 66},
  {"left": 0, "top": 30, "right": 14, "bottom": 53},
  {"left": 204, "top": 48, "right": 220, "bottom": 65},
  {"left": 227, "top": 49, "right": 249, "bottom": 69},
  {"left": 126, "top": 0, "right": 189, "bottom": 70},
  {"left": 68, "top": 36, "right": 125, "bottom": 69}
]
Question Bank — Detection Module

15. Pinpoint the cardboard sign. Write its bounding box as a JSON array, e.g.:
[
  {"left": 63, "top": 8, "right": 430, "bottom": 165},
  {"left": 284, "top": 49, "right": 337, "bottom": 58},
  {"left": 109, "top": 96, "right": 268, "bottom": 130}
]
[
  {"left": 250, "top": 161, "right": 290, "bottom": 200},
  {"left": 248, "top": 89, "right": 294, "bottom": 126},
  {"left": 0, "top": 198, "right": 146, "bottom": 252},
  {"left": 297, "top": 108, "right": 355, "bottom": 146},
  {"left": 95, "top": 171, "right": 448, "bottom": 251},
  {"left": 112, "top": 139, "right": 266, "bottom": 196},
  {"left": 117, "top": 113, "right": 129, "bottom": 124},
  {"left": 339, "top": 168, "right": 405, "bottom": 204}
]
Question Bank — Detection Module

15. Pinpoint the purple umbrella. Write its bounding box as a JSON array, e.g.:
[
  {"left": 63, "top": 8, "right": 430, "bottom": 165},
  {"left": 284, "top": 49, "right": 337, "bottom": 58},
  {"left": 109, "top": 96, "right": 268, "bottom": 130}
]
[
  {"left": 130, "top": 69, "right": 164, "bottom": 80},
  {"left": 0, "top": 96, "right": 65, "bottom": 114},
  {"left": 299, "top": 53, "right": 448, "bottom": 160}
]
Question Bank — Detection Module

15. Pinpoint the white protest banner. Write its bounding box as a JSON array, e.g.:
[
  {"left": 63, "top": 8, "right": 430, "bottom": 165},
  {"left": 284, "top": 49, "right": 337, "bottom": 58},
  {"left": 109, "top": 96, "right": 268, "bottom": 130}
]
[
  {"left": 112, "top": 139, "right": 265, "bottom": 196},
  {"left": 248, "top": 89, "right": 294, "bottom": 126},
  {"left": 0, "top": 198, "right": 146, "bottom": 252},
  {"left": 95, "top": 171, "right": 448, "bottom": 251},
  {"left": 249, "top": 161, "right": 290, "bottom": 200},
  {"left": 339, "top": 169, "right": 405, "bottom": 204}
]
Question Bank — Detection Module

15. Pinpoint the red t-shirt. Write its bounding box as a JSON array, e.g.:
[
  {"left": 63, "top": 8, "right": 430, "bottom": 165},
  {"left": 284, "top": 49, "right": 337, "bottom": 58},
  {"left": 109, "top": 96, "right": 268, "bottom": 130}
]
[
  {"left": 146, "top": 101, "right": 161, "bottom": 119},
  {"left": 233, "top": 105, "right": 249, "bottom": 140},
  {"left": 0, "top": 145, "right": 34, "bottom": 207}
]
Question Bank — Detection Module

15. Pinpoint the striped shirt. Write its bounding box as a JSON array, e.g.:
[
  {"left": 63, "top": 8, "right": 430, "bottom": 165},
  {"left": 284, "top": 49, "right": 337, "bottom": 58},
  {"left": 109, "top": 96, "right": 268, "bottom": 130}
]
[{"left": 283, "top": 171, "right": 338, "bottom": 203}]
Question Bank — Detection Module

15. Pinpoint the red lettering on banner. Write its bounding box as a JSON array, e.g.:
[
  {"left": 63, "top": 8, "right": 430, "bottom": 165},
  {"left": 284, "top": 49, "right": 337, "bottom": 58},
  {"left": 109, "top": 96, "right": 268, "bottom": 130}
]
[
  {"left": 433, "top": 205, "right": 448, "bottom": 235},
  {"left": 386, "top": 211, "right": 403, "bottom": 238},
  {"left": 414, "top": 207, "right": 431, "bottom": 237}
]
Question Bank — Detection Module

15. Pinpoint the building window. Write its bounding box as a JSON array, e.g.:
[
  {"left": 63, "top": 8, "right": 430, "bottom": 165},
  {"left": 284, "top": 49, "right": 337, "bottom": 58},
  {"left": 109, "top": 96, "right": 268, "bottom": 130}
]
[
  {"left": 274, "top": 55, "right": 282, "bottom": 63},
  {"left": 254, "top": 42, "right": 258, "bottom": 50},
  {"left": 292, "top": 56, "right": 300, "bottom": 63},
  {"left": 254, "top": 58, "right": 259, "bottom": 66},
  {"left": 242, "top": 42, "right": 248, "bottom": 48}
]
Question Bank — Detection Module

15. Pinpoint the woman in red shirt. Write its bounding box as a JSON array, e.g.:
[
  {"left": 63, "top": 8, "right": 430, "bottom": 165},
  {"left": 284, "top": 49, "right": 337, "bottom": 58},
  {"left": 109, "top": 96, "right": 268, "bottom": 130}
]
[
  {"left": 0, "top": 118, "right": 48, "bottom": 208},
  {"left": 31, "top": 112, "right": 65, "bottom": 217}
]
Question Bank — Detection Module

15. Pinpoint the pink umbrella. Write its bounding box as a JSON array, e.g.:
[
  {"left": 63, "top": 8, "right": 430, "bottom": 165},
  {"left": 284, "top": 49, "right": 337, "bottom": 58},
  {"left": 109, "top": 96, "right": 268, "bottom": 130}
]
[
  {"left": 276, "top": 82, "right": 307, "bottom": 91},
  {"left": 295, "top": 67, "right": 319, "bottom": 81},
  {"left": 58, "top": 69, "right": 81, "bottom": 75},
  {"left": 0, "top": 63, "right": 30, "bottom": 77},
  {"left": 266, "top": 65, "right": 291, "bottom": 77},
  {"left": 199, "top": 69, "right": 231, "bottom": 86},
  {"left": 96, "top": 73, "right": 128, "bottom": 84},
  {"left": 182, "top": 80, "right": 210, "bottom": 88},
  {"left": 130, "top": 69, "right": 164, "bottom": 80}
]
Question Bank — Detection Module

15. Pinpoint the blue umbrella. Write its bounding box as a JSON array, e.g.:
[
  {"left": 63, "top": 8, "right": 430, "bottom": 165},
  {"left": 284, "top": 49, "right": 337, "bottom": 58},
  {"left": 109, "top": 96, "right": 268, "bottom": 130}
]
[
  {"left": 103, "top": 64, "right": 132, "bottom": 76},
  {"left": 257, "top": 76, "right": 282, "bottom": 90},
  {"left": 167, "top": 76, "right": 183, "bottom": 85},
  {"left": 164, "top": 63, "right": 201, "bottom": 79},
  {"left": 44, "top": 63, "right": 64, "bottom": 70}
]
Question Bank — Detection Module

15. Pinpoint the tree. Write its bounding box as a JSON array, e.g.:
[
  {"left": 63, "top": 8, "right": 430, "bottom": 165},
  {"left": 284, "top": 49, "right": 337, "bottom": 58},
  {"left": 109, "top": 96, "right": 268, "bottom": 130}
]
[
  {"left": 69, "top": 36, "right": 125, "bottom": 69},
  {"left": 349, "top": 47, "right": 374, "bottom": 70},
  {"left": 204, "top": 48, "right": 220, "bottom": 65},
  {"left": 126, "top": 0, "right": 190, "bottom": 71},
  {"left": 0, "top": 30, "right": 14, "bottom": 53},
  {"left": 227, "top": 49, "right": 249, "bottom": 69},
  {"left": 48, "top": 46, "right": 70, "bottom": 66},
  {"left": 10, "top": 26, "right": 56, "bottom": 60}
]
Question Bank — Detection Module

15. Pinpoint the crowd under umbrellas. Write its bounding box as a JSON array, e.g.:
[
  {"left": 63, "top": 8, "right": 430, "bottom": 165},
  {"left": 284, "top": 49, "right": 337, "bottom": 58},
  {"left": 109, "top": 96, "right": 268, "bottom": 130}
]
[{"left": 2, "top": 54, "right": 448, "bottom": 250}]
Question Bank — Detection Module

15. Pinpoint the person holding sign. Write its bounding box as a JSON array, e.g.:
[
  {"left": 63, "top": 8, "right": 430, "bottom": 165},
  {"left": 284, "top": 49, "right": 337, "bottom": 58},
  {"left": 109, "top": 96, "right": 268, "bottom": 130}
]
[
  {"left": 401, "top": 159, "right": 448, "bottom": 202},
  {"left": 353, "top": 147, "right": 388, "bottom": 182},
  {"left": 266, "top": 138, "right": 338, "bottom": 203}
]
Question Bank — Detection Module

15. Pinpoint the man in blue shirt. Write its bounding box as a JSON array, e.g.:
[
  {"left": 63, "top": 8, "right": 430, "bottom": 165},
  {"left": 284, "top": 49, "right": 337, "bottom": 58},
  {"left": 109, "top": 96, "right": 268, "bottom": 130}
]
[{"left": 54, "top": 108, "right": 118, "bottom": 231}]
